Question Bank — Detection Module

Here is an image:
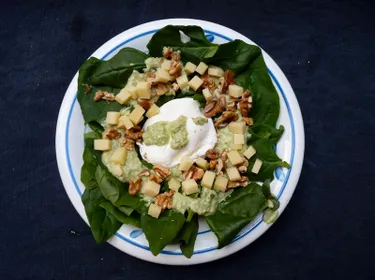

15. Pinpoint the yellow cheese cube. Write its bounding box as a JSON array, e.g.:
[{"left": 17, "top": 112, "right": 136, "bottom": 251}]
[
  {"left": 182, "top": 179, "right": 199, "bottom": 195},
  {"left": 136, "top": 82, "right": 151, "bottom": 99},
  {"left": 208, "top": 66, "right": 224, "bottom": 77},
  {"left": 118, "top": 115, "right": 134, "bottom": 130},
  {"left": 184, "top": 62, "right": 197, "bottom": 75},
  {"left": 228, "top": 121, "right": 246, "bottom": 134},
  {"left": 228, "top": 84, "right": 244, "bottom": 98},
  {"left": 226, "top": 167, "right": 241, "bottom": 181},
  {"left": 142, "top": 180, "right": 160, "bottom": 197},
  {"left": 94, "top": 139, "right": 112, "bottom": 151},
  {"left": 155, "top": 68, "right": 171, "bottom": 83},
  {"left": 196, "top": 157, "right": 208, "bottom": 170},
  {"left": 196, "top": 62, "right": 208, "bottom": 75},
  {"left": 231, "top": 143, "right": 243, "bottom": 150},
  {"left": 127, "top": 85, "right": 138, "bottom": 99},
  {"left": 168, "top": 177, "right": 181, "bottom": 192},
  {"left": 179, "top": 157, "right": 194, "bottom": 171},
  {"left": 227, "top": 150, "right": 244, "bottom": 165},
  {"left": 176, "top": 75, "right": 189, "bottom": 89},
  {"left": 115, "top": 89, "right": 132, "bottom": 104},
  {"left": 202, "top": 88, "right": 213, "bottom": 102},
  {"left": 110, "top": 147, "right": 127, "bottom": 165},
  {"left": 106, "top": 111, "right": 121, "bottom": 125},
  {"left": 188, "top": 76, "right": 203, "bottom": 91},
  {"left": 148, "top": 203, "right": 162, "bottom": 218},
  {"left": 112, "top": 165, "right": 123, "bottom": 177},
  {"left": 214, "top": 175, "right": 229, "bottom": 192},
  {"left": 161, "top": 60, "right": 171, "bottom": 71},
  {"left": 251, "top": 159, "right": 263, "bottom": 174},
  {"left": 244, "top": 145, "right": 256, "bottom": 159},
  {"left": 233, "top": 133, "right": 245, "bottom": 145},
  {"left": 145, "top": 104, "right": 160, "bottom": 118},
  {"left": 201, "top": 171, "right": 216, "bottom": 189},
  {"left": 128, "top": 106, "right": 145, "bottom": 125}
]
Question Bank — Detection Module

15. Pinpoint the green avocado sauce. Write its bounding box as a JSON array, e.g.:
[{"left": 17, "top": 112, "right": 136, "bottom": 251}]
[{"left": 143, "top": 121, "right": 170, "bottom": 146}]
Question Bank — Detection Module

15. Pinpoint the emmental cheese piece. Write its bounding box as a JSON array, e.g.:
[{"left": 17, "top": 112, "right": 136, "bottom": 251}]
[
  {"left": 176, "top": 75, "right": 189, "bottom": 89},
  {"left": 228, "top": 121, "right": 246, "bottom": 134},
  {"left": 182, "top": 179, "right": 199, "bottom": 195},
  {"left": 195, "top": 62, "right": 208, "bottom": 75},
  {"left": 251, "top": 159, "right": 263, "bottom": 174},
  {"left": 106, "top": 112, "right": 121, "bottom": 125},
  {"left": 142, "top": 181, "right": 160, "bottom": 197},
  {"left": 228, "top": 84, "right": 244, "bottom": 98},
  {"left": 127, "top": 85, "right": 138, "bottom": 99},
  {"left": 155, "top": 68, "right": 171, "bottom": 83},
  {"left": 94, "top": 139, "right": 112, "bottom": 151},
  {"left": 128, "top": 105, "right": 145, "bottom": 125},
  {"left": 115, "top": 88, "right": 132, "bottom": 104},
  {"left": 233, "top": 133, "right": 245, "bottom": 145},
  {"left": 184, "top": 62, "right": 197, "bottom": 75},
  {"left": 227, "top": 150, "right": 244, "bottom": 165},
  {"left": 110, "top": 147, "right": 127, "bottom": 165},
  {"left": 145, "top": 104, "right": 160, "bottom": 118},
  {"left": 214, "top": 175, "right": 229, "bottom": 192},
  {"left": 118, "top": 115, "right": 134, "bottom": 130},
  {"left": 179, "top": 157, "right": 194, "bottom": 171},
  {"left": 148, "top": 203, "right": 162, "bottom": 218},
  {"left": 196, "top": 157, "right": 208, "bottom": 170},
  {"left": 208, "top": 66, "right": 224, "bottom": 77},
  {"left": 201, "top": 171, "right": 216, "bottom": 189},
  {"left": 161, "top": 60, "right": 171, "bottom": 71},
  {"left": 244, "top": 145, "right": 256, "bottom": 159},
  {"left": 202, "top": 88, "right": 213, "bottom": 102},
  {"left": 188, "top": 76, "right": 203, "bottom": 91},
  {"left": 168, "top": 177, "right": 181, "bottom": 192},
  {"left": 231, "top": 143, "right": 243, "bottom": 150},
  {"left": 226, "top": 167, "right": 241, "bottom": 181},
  {"left": 136, "top": 81, "right": 151, "bottom": 99}
]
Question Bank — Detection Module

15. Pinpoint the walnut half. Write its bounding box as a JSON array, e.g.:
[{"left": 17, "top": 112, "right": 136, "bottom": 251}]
[
  {"left": 129, "top": 177, "right": 142, "bottom": 195},
  {"left": 155, "top": 190, "right": 175, "bottom": 210}
]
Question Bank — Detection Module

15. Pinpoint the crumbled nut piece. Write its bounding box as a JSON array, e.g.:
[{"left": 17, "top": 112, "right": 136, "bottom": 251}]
[
  {"left": 221, "top": 151, "right": 228, "bottom": 162},
  {"left": 84, "top": 84, "right": 91, "bottom": 94},
  {"left": 203, "top": 95, "right": 226, "bottom": 118},
  {"left": 102, "top": 92, "right": 116, "bottom": 101},
  {"left": 208, "top": 159, "right": 218, "bottom": 169},
  {"left": 94, "top": 90, "right": 105, "bottom": 101},
  {"left": 223, "top": 70, "right": 235, "bottom": 92},
  {"left": 102, "top": 128, "right": 122, "bottom": 140},
  {"left": 125, "top": 126, "right": 143, "bottom": 142},
  {"left": 227, "top": 101, "right": 237, "bottom": 112},
  {"left": 169, "top": 60, "right": 182, "bottom": 77},
  {"left": 129, "top": 177, "right": 142, "bottom": 195},
  {"left": 172, "top": 82, "right": 179, "bottom": 92},
  {"left": 228, "top": 176, "right": 249, "bottom": 188},
  {"left": 138, "top": 99, "right": 152, "bottom": 111},
  {"left": 238, "top": 89, "right": 252, "bottom": 117},
  {"left": 156, "top": 83, "right": 169, "bottom": 95},
  {"left": 216, "top": 158, "right": 224, "bottom": 175},
  {"left": 163, "top": 47, "right": 173, "bottom": 58},
  {"left": 146, "top": 73, "right": 156, "bottom": 85},
  {"left": 206, "top": 149, "right": 220, "bottom": 160},
  {"left": 150, "top": 173, "right": 163, "bottom": 183},
  {"left": 138, "top": 169, "right": 151, "bottom": 177},
  {"left": 201, "top": 73, "right": 217, "bottom": 91},
  {"left": 214, "top": 111, "right": 239, "bottom": 128},
  {"left": 153, "top": 164, "right": 171, "bottom": 179},
  {"left": 170, "top": 51, "right": 181, "bottom": 61},
  {"left": 183, "top": 166, "right": 205, "bottom": 181},
  {"left": 155, "top": 190, "right": 175, "bottom": 210},
  {"left": 120, "top": 139, "right": 135, "bottom": 151},
  {"left": 243, "top": 117, "right": 254, "bottom": 126}
]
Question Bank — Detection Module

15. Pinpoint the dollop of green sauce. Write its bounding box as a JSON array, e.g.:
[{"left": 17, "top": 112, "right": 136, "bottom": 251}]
[
  {"left": 143, "top": 121, "right": 170, "bottom": 146},
  {"left": 192, "top": 117, "right": 208, "bottom": 126},
  {"left": 167, "top": 116, "right": 189, "bottom": 149}
]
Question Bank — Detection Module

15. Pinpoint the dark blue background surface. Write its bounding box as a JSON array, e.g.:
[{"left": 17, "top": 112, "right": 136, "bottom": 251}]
[{"left": 1, "top": 0, "right": 374, "bottom": 279}]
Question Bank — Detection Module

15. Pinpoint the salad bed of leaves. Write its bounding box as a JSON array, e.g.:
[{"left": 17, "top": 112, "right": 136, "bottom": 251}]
[{"left": 77, "top": 25, "right": 289, "bottom": 257}]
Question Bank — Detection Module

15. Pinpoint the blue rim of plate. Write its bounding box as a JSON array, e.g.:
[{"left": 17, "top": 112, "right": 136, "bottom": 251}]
[{"left": 65, "top": 29, "right": 295, "bottom": 256}]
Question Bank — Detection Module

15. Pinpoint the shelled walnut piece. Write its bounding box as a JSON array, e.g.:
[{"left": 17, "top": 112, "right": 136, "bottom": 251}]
[
  {"left": 102, "top": 128, "right": 121, "bottom": 140},
  {"left": 182, "top": 166, "right": 205, "bottom": 181},
  {"left": 150, "top": 164, "right": 171, "bottom": 183},
  {"left": 203, "top": 95, "right": 226, "bottom": 118},
  {"left": 120, "top": 139, "right": 135, "bottom": 151},
  {"left": 129, "top": 177, "right": 142, "bottom": 195},
  {"left": 125, "top": 126, "right": 143, "bottom": 142},
  {"left": 238, "top": 89, "right": 252, "bottom": 117},
  {"left": 155, "top": 190, "right": 175, "bottom": 210},
  {"left": 94, "top": 90, "right": 115, "bottom": 102},
  {"left": 228, "top": 176, "right": 249, "bottom": 188}
]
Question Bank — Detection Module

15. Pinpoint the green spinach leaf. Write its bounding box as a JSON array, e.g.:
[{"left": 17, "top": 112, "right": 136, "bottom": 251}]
[
  {"left": 248, "top": 124, "right": 285, "bottom": 145},
  {"left": 205, "top": 183, "right": 267, "bottom": 248},
  {"left": 99, "top": 201, "right": 141, "bottom": 228},
  {"left": 176, "top": 214, "right": 199, "bottom": 258}
]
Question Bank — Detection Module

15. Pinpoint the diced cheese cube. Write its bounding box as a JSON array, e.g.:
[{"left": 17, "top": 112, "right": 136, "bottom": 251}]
[
  {"left": 228, "top": 84, "right": 244, "bottom": 98},
  {"left": 136, "top": 82, "right": 151, "bottom": 99},
  {"left": 188, "top": 76, "right": 203, "bottom": 91},
  {"left": 214, "top": 175, "right": 229, "bottom": 192},
  {"left": 201, "top": 171, "right": 216, "bottom": 189},
  {"left": 226, "top": 167, "right": 241, "bottom": 181},
  {"left": 176, "top": 75, "right": 189, "bottom": 89},
  {"left": 179, "top": 157, "right": 194, "bottom": 171},
  {"left": 126, "top": 85, "right": 138, "bottom": 99},
  {"left": 227, "top": 150, "right": 244, "bottom": 165},
  {"left": 106, "top": 112, "right": 121, "bottom": 125},
  {"left": 110, "top": 147, "right": 127, "bottom": 165},
  {"left": 118, "top": 115, "right": 134, "bottom": 130},
  {"left": 115, "top": 88, "right": 132, "bottom": 104},
  {"left": 233, "top": 133, "right": 245, "bottom": 145},
  {"left": 231, "top": 143, "right": 243, "bottom": 150},
  {"left": 168, "top": 177, "right": 181, "bottom": 192},
  {"left": 128, "top": 106, "right": 145, "bottom": 125},
  {"left": 161, "top": 60, "right": 171, "bottom": 71},
  {"left": 94, "top": 139, "right": 112, "bottom": 151},
  {"left": 202, "top": 88, "right": 213, "bottom": 102},
  {"left": 155, "top": 68, "right": 171, "bottom": 83},
  {"left": 148, "top": 203, "right": 162, "bottom": 218},
  {"left": 244, "top": 145, "right": 256, "bottom": 159},
  {"left": 184, "top": 62, "right": 197, "bottom": 75},
  {"left": 195, "top": 62, "right": 208, "bottom": 75},
  {"left": 145, "top": 104, "right": 160, "bottom": 118},
  {"left": 208, "top": 66, "right": 224, "bottom": 77},
  {"left": 155, "top": 84, "right": 169, "bottom": 96},
  {"left": 196, "top": 157, "right": 208, "bottom": 170},
  {"left": 182, "top": 179, "right": 199, "bottom": 195},
  {"left": 142, "top": 180, "right": 160, "bottom": 197},
  {"left": 251, "top": 159, "right": 263, "bottom": 174},
  {"left": 228, "top": 121, "right": 246, "bottom": 134}
]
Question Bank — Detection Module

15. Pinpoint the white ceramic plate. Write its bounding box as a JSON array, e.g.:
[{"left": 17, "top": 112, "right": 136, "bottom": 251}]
[{"left": 55, "top": 18, "right": 304, "bottom": 265}]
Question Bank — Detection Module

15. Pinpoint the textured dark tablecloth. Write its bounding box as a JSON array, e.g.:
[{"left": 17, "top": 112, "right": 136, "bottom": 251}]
[{"left": 1, "top": 0, "right": 374, "bottom": 279}]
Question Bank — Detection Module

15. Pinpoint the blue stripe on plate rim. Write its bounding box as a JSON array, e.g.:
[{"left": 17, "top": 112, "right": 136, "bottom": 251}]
[{"left": 64, "top": 29, "right": 295, "bottom": 256}]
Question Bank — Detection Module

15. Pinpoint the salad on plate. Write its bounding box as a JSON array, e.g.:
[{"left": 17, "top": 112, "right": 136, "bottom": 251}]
[{"left": 77, "top": 25, "right": 290, "bottom": 258}]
